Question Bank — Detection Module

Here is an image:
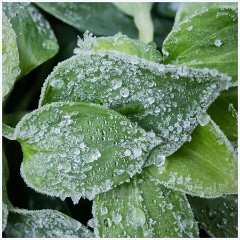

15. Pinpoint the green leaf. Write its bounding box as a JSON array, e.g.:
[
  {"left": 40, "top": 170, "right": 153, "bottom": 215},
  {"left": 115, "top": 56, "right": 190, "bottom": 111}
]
[
  {"left": 15, "top": 102, "right": 161, "bottom": 200},
  {"left": 35, "top": 2, "right": 138, "bottom": 38},
  {"left": 4, "top": 209, "right": 94, "bottom": 238},
  {"left": 188, "top": 194, "right": 237, "bottom": 238},
  {"left": 3, "top": 3, "right": 59, "bottom": 78},
  {"left": 39, "top": 38, "right": 230, "bottom": 166},
  {"left": 146, "top": 117, "right": 237, "bottom": 198},
  {"left": 2, "top": 123, "right": 15, "bottom": 140},
  {"left": 163, "top": 3, "right": 238, "bottom": 84},
  {"left": 208, "top": 89, "right": 237, "bottom": 145},
  {"left": 2, "top": 11, "right": 20, "bottom": 98},
  {"left": 93, "top": 172, "right": 199, "bottom": 237},
  {"left": 112, "top": 3, "right": 154, "bottom": 43}
]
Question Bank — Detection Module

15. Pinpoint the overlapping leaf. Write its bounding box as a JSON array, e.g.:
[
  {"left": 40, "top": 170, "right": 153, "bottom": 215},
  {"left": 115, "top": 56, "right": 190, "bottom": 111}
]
[
  {"left": 3, "top": 2, "right": 59, "bottom": 78},
  {"left": 35, "top": 2, "right": 138, "bottom": 38},
  {"left": 146, "top": 117, "right": 237, "bottom": 198},
  {"left": 2, "top": 11, "right": 20, "bottom": 98},
  {"left": 163, "top": 3, "right": 238, "bottom": 83},
  {"left": 14, "top": 102, "right": 161, "bottom": 200},
  {"left": 39, "top": 34, "right": 230, "bottom": 166},
  {"left": 188, "top": 194, "right": 237, "bottom": 238},
  {"left": 93, "top": 172, "right": 199, "bottom": 237},
  {"left": 4, "top": 209, "right": 94, "bottom": 238}
]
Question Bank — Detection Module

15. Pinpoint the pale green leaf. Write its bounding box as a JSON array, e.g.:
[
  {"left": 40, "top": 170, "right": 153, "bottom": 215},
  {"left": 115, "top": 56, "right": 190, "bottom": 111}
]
[
  {"left": 2, "top": 11, "right": 20, "bottom": 98},
  {"left": 2, "top": 123, "right": 15, "bottom": 140},
  {"left": 113, "top": 3, "right": 154, "bottom": 43},
  {"left": 35, "top": 2, "right": 138, "bottom": 38},
  {"left": 146, "top": 117, "right": 237, "bottom": 197},
  {"left": 39, "top": 35, "right": 230, "bottom": 166},
  {"left": 3, "top": 3, "right": 59, "bottom": 78},
  {"left": 156, "top": 2, "right": 181, "bottom": 18},
  {"left": 208, "top": 88, "right": 238, "bottom": 145},
  {"left": 2, "top": 202, "right": 8, "bottom": 232},
  {"left": 15, "top": 102, "right": 161, "bottom": 200},
  {"left": 188, "top": 194, "right": 238, "bottom": 238},
  {"left": 4, "top": 209, "right": 94, "bottom": 238},
  {"left": 93, "top": 172, "right": 199, "bottom": 237},
  {"left": 163, "top": 3, "right": 238, "bottom": 83}
]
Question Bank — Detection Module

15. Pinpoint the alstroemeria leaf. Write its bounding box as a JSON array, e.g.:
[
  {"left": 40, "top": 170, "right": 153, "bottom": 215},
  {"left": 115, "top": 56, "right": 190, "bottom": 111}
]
[
  {"left": 112, "top": 3, "right": 154, "bottom": 43},
  {"left": 188, "top": 194, "right": 237, "bottom": 238},
  {"left": 163, "top": 3, "right": 238, "bottom": 84},
  {"left": 146, "top": 117, "right": 237, "bottom": 198},
  {"left": 3, "top": 2, "right": 59, "bottom": 78},
  {"left": 4, "top": 209, "right": 94, "bottom": 238},
  {"left": 208, "top": 89, "right": 237, "bottom": 145},
  {"left": 93, "top": 172, "right": 199, "bottom": 237},
  {"left": 39, "top": 37, "right": 230, "bottom": 166},
  {"left": 15, "top": 102, "right": 161, "bottom": 200},
  {"left": 2, "top": 11, "right": 20, "bottom": 98},
  {"left": 35, "top": 2, "right": 138, "bottom": 38}
]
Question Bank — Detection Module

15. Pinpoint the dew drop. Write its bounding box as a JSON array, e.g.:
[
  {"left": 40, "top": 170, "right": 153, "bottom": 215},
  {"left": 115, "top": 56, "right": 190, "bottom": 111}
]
[
  {"left": 128, "top": 207, "right": 146, "bottom": 228},
  {"left": 49, "top": 78, "right": 64, "bottom": 89},
  {"left": 120, "top": 87, "right": 129, "bottom": 98}
]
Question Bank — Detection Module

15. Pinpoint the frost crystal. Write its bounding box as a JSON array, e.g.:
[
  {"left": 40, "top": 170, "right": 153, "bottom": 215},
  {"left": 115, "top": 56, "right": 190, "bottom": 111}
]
[{"left": 214, "top": 39, "right": 222, "bottom": 47}]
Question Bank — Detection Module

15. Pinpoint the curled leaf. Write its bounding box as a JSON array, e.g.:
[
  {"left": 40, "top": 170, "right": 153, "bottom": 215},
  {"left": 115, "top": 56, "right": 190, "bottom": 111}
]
[
  {"left": 93, "top": 172, "right": 199, "bottom": 237},
  {"left": 15, "top": 102, "right": 161, "bottom": 200},
  {"left": 5, "top": 208, "right": 94, "bottom": 238}
]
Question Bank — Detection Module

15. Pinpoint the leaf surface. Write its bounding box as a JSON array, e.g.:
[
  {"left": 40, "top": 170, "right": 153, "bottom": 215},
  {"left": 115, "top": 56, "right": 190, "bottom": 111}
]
[
  {"left": 35, "top": 2, "right": 138, "bottom": 38},
  {"left": 113, "top": 3, "right": 154, "bottom": 43},
  {"left": 93, "top": 173, "right": 199, "bottom": 237},
  {"left": 39, "top": 39, "right": 230, "bottom": 165},
  {"left": 15, "top": 102, "right": 160, "bottom": 200},
  {"left": 163, "top": 3, "right": 238, "bottom": 83},
  {"left": 146, "top": 117, "right": 237, "bottom": 197},
  {"left": 4, "top": 209, "right": 94, "bottom": 238},
  {"left": 3, "top": 2, "right": 59, "bottom": 78},
  {"left": 2, "top": 11, "right": 20, "bottom": 98},
  {"left": 188, "top": 194, "right": 238, "bottom": 238}
]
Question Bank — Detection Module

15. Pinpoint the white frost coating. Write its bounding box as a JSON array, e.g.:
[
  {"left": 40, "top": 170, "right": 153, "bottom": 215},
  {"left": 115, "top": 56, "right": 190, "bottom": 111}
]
[
  {"left": 16, "top": 102, "right": 161, "bottom": 200},
  {"left": 214, "top": 39, "right": 222, "bottom": 47},
  {"left": 187, "top": 26, "right": 193, "bottom": 31},
  {"left": 5, "top": 208, "right": 93, "bottom": 238}
]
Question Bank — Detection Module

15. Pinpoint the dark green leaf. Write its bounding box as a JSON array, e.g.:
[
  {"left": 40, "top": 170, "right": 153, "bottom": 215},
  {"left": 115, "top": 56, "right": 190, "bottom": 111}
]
[
  {"left": 35, "top": 2, "right": 138, "bottom": 38},
  {"left": 2, "top": 11, "right": 20, "bottom": 98},
  {"left": 5, "top": 209, "right": 94, "bottom": 238},
  {"left": 146, "top": 117, "right": 237, "bottom": 197},
  {"left": 39, "top": 35, "right": 230, "bottom": 166},
  {"left": 163, "top": 3, "right": 238, "bottom": 83},
  {"left": 3, "top": 2, "right": 59, "bottom": 78},
  {"left": 15, "top": 102, "right": 161, "bottom": 200},
  {"left": 93, "top": 172, "right": 199, "bottom": 237},
  {"left": 188, "top": 194, "right": 238, "bottom": 238}
]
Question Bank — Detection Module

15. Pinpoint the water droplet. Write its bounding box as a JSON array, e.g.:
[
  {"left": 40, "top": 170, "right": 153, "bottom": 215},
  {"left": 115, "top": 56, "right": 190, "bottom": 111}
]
[
  {"left": 49, "top": 78, "right": 64, "bottom": 89},
  {"left": 199, "top": 113, "right": 210, "bottom": 126},
  {"left": 111, "top": 79, "right": 122, "bottom": 90},
  {"left": 128, "top": 207, "right": 146, "bottom": 228},
  {"left": 214, "top": 39, "right": 222, "bottom": 47},
  {"left": 120, "top": 87, "right": 129, "bottom": 98},
  {"left": 62, "top": 162, "right": 71, "bottom": 173}
]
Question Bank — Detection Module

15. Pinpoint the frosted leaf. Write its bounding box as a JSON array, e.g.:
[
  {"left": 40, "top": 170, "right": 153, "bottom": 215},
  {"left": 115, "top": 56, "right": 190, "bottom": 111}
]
[
  {"left": 39, "top": 48, "right": 230, "bottom": 166},
  {"left": 15, "top": 102, "right": 161, "bottom": 200},
  {"left": 188, "top": 194, "right": 237, "bottom": 238},
  {"left": 93, "top": 173, "right": 199, "bottom": 237},
  {"left": 164, "top": 2, "right": 237, "bottom": 83},
  {"left": 2, "top": 123, "right": 16, "bottom": 140},
  {"left": 146, "top": 117, "right": 237, "bottom": 198},
  {"left": 3, "top": 2, "right": 59, "bottom": 77},
  {"left": 2, "top": 202, "right": 8, "bottom": 232},
  {"left": 4, "top": 209, "right": 94, "bottom": 238},
  {"left": 2, "top": 11, "right": 20, "bottom": 98}
]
